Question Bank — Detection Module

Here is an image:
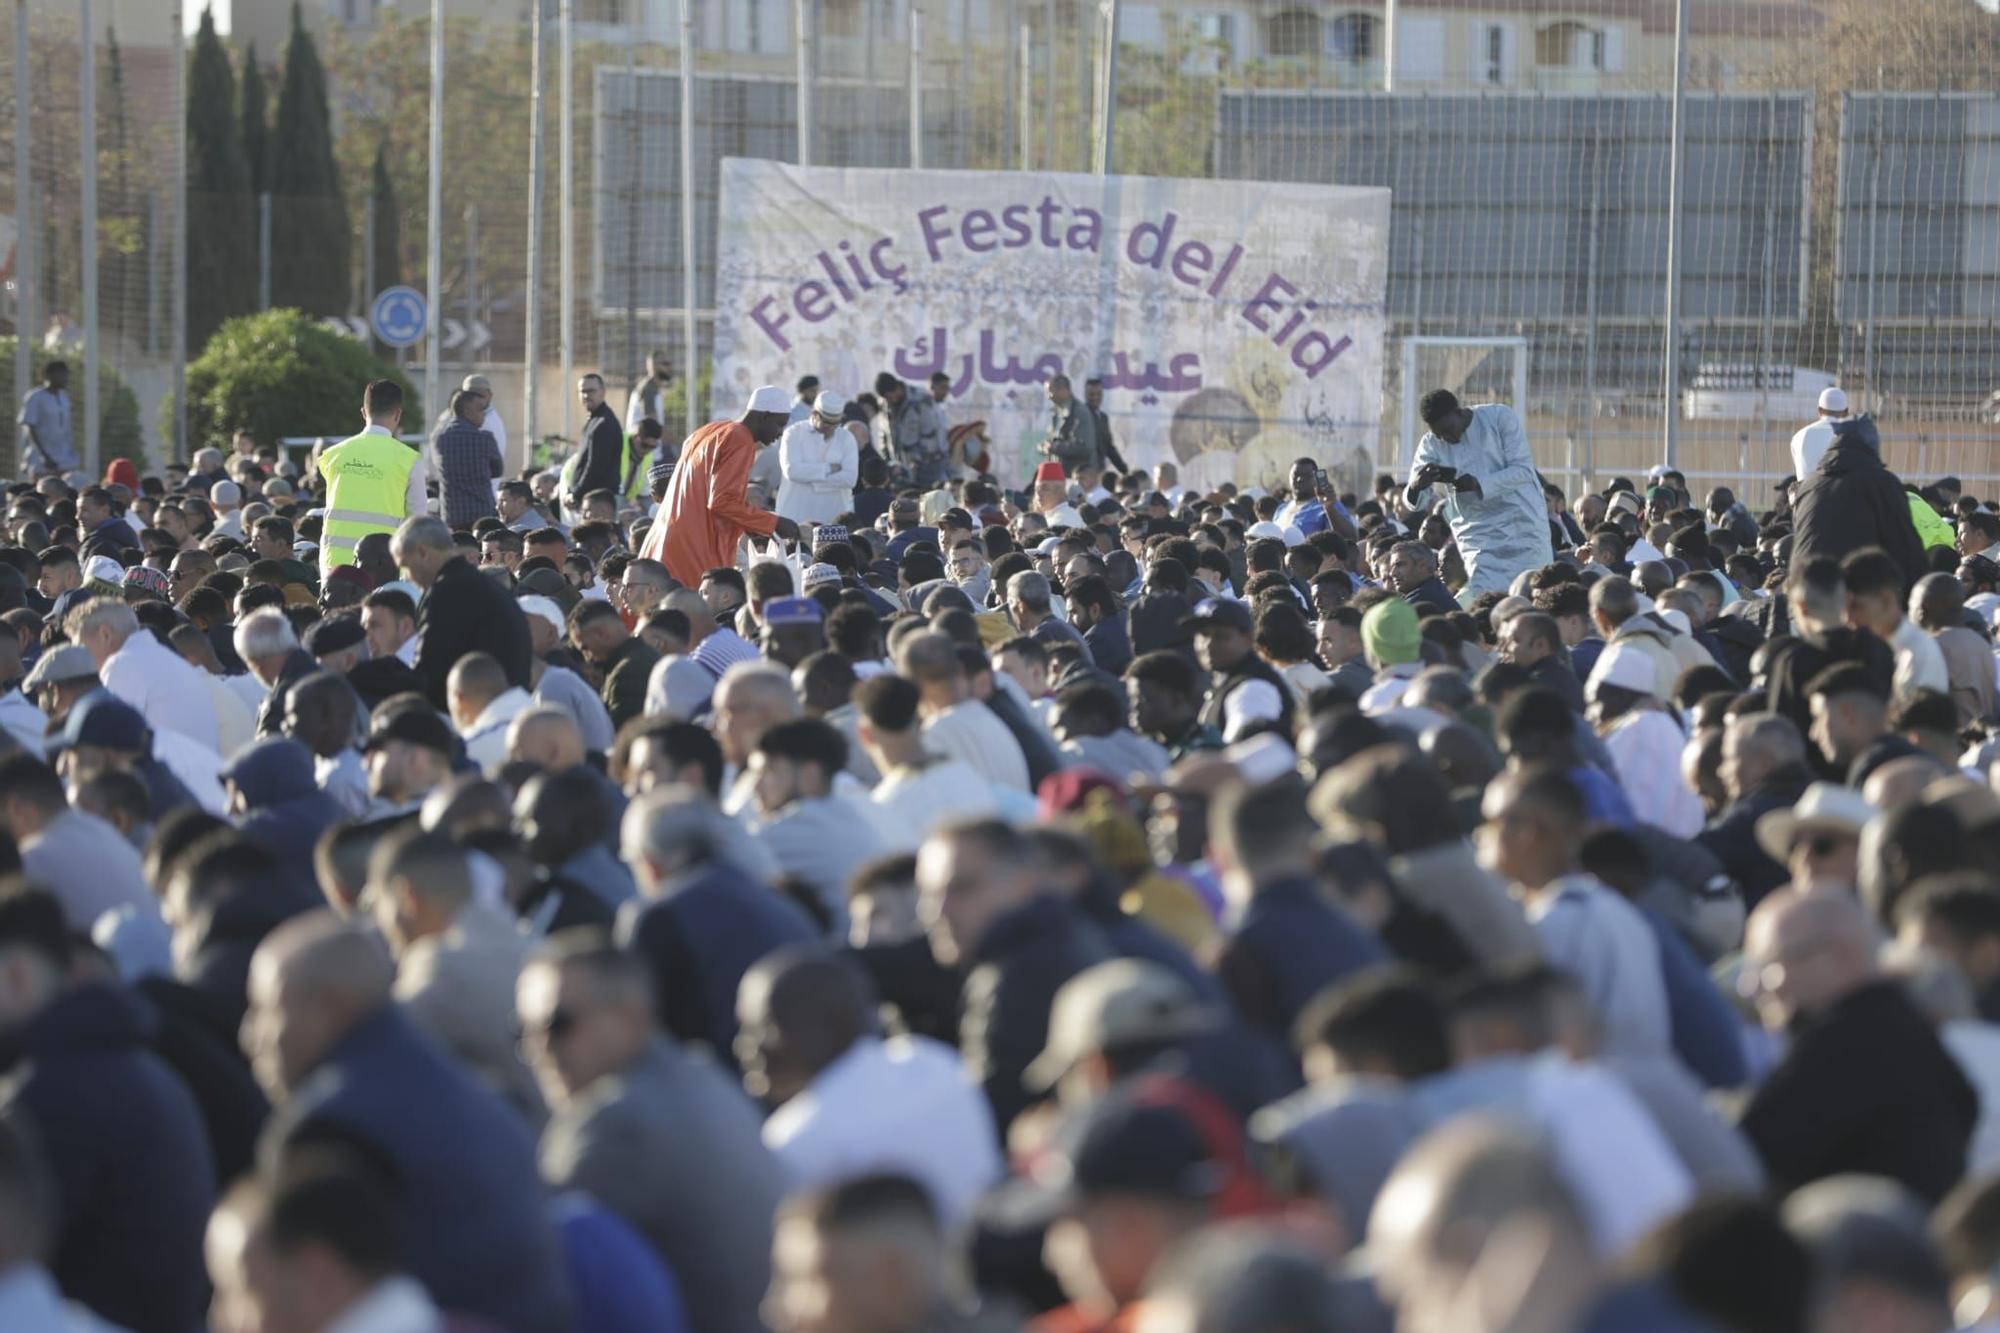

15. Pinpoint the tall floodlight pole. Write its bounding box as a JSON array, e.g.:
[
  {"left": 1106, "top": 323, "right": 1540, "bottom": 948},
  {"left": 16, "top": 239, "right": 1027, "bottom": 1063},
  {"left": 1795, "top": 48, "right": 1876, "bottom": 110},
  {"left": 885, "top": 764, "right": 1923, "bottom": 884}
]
[
  {"left": 559, "top": 0, "right": 575, "bottom": 440},
  {"left": 525, "top": 0, "right": 546, "bottom": 457},
  {"left": 795, "top": 0, "right": 812, "bottom": 165},
  {"left": 680, "top": 0, "right": 698, "bottom": 439},
  {"left": 170, "top": 0, "right": 188, "bottom": 460},
  {"left": 81, "top": 0, "right": 100, "bottom": 474},
  {"left": 11, "top": 0, "right": 30, "bottom": 429},
  {"left": 1660, "top": 0, "right": 1690, "bottom": 468},
  {"left": 425, "top": 0, "right": 444, "bottom": 427},
  {"left": 908, "top": 4, "right": 922, "bottom": 169},
  {"left": 1092, "top": 0, "right": 1118, "bottom": 174}
]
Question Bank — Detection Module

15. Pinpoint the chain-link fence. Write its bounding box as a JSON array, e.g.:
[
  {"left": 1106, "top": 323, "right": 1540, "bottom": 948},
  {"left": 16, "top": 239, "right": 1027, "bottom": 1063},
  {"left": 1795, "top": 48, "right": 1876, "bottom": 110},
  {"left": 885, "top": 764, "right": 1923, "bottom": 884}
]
[{"left": 6, "top": 0, "right": 1999, "bottom": 502}]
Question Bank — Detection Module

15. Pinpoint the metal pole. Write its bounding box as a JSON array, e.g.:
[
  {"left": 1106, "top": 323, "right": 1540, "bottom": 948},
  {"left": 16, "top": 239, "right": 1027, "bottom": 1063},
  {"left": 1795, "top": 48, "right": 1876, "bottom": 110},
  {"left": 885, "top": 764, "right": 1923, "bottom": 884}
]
[
  {"left": 13, "top": 0, "right": 32, "bottom": 434},
  {"left": 258, "top": 193, "right": 272, "bottom": 309},
  {"left": 623, "top": 42, "right": 637, "bottom": 387},
  {"left": 679, "top": 0, "right": 698, "bottom": 439},
  {"left": 1092, "top": 0, "right": 1117, "bottom": 174},
  {"left": 1383, "top": 0, "right": 1396, "bottom": 91},
  {"left": 794, "top": 0, "right": 812, "bottom": 165},
  {"left": 559, "top": 0, "right": 575, "bottom": 440},
  {"left": 363, "top": 192, "right": 377, "bottom": 334},
  {"left": 1017, "top": 19, "right": 1032, "bottom": 171},
  {"left": 81, "top": 0, "right": 100, "bottom": 475},
  {"left": 1864, "top": 69, "right": 1883, "bottom": 412},
  {"left": 170, "top": 0, "right": 187, "bottom": 461},
  {"left": 146, "top": 191, "right": 159, "bottom": 357},
  {"left": 1003, "top": 0, "right": 1017, "bottom": 168},
  {"left": 1582, "top": 129, "right": 1602, "bottom": 483},
  {"left": 1042, "top": 0, "right": 1054, "bottom": 168},
  {"left": 525, "top": 0, "right": 545, "bottom": 458},
  {"left": 908, "top": 3, "right": 922, "bottom": 169},
  {"left": 425, "top": 0, "right": 444, "bottom": 425},
  {"left": 1659, "top": 0, "right": 1689, "bottom": 469}
]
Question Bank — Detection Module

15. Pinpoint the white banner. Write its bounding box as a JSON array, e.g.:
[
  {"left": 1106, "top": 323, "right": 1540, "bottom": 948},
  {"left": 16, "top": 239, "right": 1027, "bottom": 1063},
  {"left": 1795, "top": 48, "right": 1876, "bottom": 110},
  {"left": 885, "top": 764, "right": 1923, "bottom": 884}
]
[{"left": 711, "top": 159, "right": 1390, "bottom": 491}]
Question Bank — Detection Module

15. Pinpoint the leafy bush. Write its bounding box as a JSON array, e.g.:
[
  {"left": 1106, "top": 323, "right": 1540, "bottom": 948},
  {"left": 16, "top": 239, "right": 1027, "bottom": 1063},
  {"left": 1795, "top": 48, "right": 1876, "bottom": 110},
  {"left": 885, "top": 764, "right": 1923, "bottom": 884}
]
[
  {"left": 2, "top": 338, "right": 145, "bottom": 474},
  {"left": 168, "top": 308, "right": 418, "bottom": 451}
]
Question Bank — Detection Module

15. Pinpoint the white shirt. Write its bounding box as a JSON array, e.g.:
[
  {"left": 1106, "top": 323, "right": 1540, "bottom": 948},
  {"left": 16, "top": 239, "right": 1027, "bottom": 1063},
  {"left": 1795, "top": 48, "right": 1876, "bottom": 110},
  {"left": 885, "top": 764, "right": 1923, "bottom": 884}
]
[
  {"left": 1219, "top": 677, "right": 1285, "bottom": 742},
  {"left": 922, "top": 701, "right": 1030, "bottom": 793},
  {"left": 1889, "top": 616, "right": 1950, "bottom": 698},
  {"left": 459, "top": 687, "right": 534, "bottom": 774},
  {"left": 1359, "top": 661, "right": 1421, "bottom": 715},
  {"left": 763, "top": 1035, "right": 1002, "bottom": 1226},
  {"left": 482, "top": 404, "right": 510, "bottom": 468},
  {"left": 775, "top": 419, "right": 858, "bottom": 526},
  {"left": 1041, "top": 501, "right": 1085, "bottom": 529},
  {"left": 1789, "top": 417, "right": 1837, "bottom": 480},
  {"left": 102, "top": 630, "right": 221, "bottom": 754},
  {"left": 870, "top": 758, "right": 1000, "bottom": 853},
  {"left": 221, "top": 670, "right": 268, "bottom": 716},
  {"left": 324, "top": 1276, "right": 444, "bottom": 1333},
  {"left": 1524, "top": 873, "right": 1672, "bottom": 1059},
  {"left": 1603, "top": 708, "right": 1704, "bottom": 838},
  {"left": 200, "top": 668, "right": 257, "bottom": 760},
  {"left": 0, "top": 1264, "right": 126, "bottom": 1332},
  {"left": 1944, "top": 1020, "right": 2000, "bottom": 1175}
]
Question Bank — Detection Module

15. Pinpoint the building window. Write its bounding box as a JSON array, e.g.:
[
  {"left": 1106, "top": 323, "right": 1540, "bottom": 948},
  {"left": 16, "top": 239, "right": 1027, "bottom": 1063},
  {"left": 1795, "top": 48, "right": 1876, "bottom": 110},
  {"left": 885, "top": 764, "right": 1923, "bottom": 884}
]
[
  {"left": 1535, "top": 20, "right": 1603, "bottom": 70},
  {"left": 1482, "top": 24, "right": 1507, "bottom": 84},
  {"left": 578, "top": 0, "right": 626, "bottom": 22},
  {"left": 822, "top": 0, "right": 863, "bottom": 39},
  {"left": 1194, "top": 11, "right": 1233, "bottom": 48},
  {"left": 1329, "top": 12, "right": 1376, "bottom": 64},
  {"left": 1265, "top": 8, "right": 1322, "bottom": 59}
]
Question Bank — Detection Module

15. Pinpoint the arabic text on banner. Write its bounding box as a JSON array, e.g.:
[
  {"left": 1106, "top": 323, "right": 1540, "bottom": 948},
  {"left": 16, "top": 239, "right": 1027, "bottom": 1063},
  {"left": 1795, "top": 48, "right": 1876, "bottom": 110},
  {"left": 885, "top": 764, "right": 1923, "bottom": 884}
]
[{"left": 710, "top": 159, "right": 1392, "bottom": 490}]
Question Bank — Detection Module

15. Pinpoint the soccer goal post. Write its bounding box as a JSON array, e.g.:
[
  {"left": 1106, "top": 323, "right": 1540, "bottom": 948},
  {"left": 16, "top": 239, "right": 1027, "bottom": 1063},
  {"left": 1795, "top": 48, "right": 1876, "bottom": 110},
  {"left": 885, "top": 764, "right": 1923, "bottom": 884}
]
[{"left": 1397, "top": 337, "right": 1531, "bottom": 475}]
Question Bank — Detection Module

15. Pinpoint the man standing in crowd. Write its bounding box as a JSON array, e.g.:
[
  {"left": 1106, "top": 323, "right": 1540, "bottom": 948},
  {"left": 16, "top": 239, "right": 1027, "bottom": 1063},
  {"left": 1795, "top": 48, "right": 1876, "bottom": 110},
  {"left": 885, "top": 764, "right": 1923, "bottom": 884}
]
[
  {"left": 570, "top": 373, "right": 638, "bottom": 511},
  {"left": 16, "top": 360, "right": 75, "bottom": 478},
  {"left": 643, "top": 386, "right": 800, "bottom": 586},
  {"left": 1790, "top": 385, "right": 1853, "bottom": 480},
  {"left": 1404, "top": 389, "right": 1551, "bottom": 599},
  {"left": 873, "top": 373, "right": 948, "bottom": 487},
  {"left": 625, "top": 351, "right": 676, "bottom": 435},
  {"left": 317, "top": 379, "right": 428, "bottom": 580},
  {"left": 431, "top": 388, "right": 501, "bottom": 530},
  {"left": 1040, "top": 374, "right": 1097, "bottom": 476}
]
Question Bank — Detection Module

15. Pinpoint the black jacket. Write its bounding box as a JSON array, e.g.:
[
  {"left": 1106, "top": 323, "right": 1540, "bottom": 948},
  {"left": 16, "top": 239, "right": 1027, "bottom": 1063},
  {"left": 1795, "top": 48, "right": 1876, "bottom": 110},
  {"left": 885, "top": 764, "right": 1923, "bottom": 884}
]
[
  {"left": 1403, "top": 576, "right": 1460, "bottom": 618},
  {"left": 0, "top": 985, "right": 215, "bottom": 1333},
  {"left": 1740, "top": 979, "right": 1976, "bottom": 1203},
  {"left": 960, "top": 894, "right": 1114, "bottom": 1136},
  {"left": 1694, "top": 766, "right": 1813, "bottom": 909},
  {"left": 346, "top": 653, "right": 425, "bottom": 714},
  {"left": 1525, "top": 654, "right": 1586, "bottom": 713},
  {"left": 1791, "top": 418, "right": 1928, "bottom": 588},
  {"left": 569, "top": 401, "right": 631, "bottom": 502},
  {"left": 1701, "top": 614, "right": 1764, "bottom": 687},
  {"left": 413, "top": 556, "right": 534, "bottom": 711},
  {"left": 254, "top": 647, "right": 321, "bottom": 737},
  {"left": 1765, "top": 627, "right": 1895, "bottom": 751},
  {"left": 136, "top": 977, "right": 270, "bottom": 1188}
]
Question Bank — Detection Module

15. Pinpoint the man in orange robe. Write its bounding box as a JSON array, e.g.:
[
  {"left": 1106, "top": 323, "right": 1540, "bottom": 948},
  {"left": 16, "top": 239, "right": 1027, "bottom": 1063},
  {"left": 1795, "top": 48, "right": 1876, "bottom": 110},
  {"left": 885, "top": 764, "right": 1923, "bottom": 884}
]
[{"left": 642, "top": 385, "right": 799, "bottom": 585}]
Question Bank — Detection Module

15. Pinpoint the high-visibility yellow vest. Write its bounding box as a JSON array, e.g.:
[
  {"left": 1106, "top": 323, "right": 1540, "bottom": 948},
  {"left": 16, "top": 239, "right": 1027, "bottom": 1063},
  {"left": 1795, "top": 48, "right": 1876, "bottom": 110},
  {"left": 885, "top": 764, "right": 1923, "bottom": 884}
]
[{"left": 319, "top": 430, "right": 417, "bottom": 573}]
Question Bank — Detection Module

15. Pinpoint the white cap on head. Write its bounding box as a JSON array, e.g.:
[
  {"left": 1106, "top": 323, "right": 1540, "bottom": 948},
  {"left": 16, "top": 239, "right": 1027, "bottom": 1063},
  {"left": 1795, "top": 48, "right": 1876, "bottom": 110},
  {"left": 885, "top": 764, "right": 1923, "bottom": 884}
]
[
  {"left": 1819, "top": 387, "right": 1849, "bottom": 414},
  {"left": 83, "top": 555, "right": 126, "bottom": 584},
  {"left": 813, "top": 391, "right": 847, "bottom": 418},
  {"left": 746, "top": 385, "right": 790, "bottom": 414},
  {"left": 515, "top": 595, "right": 565, "bottom": 635},
  {"left": 211, "top": 480, "right": 241, "bottom": 507},
  {"left": 1587, "top": 642, "right": 1658, "bottom": 699}
]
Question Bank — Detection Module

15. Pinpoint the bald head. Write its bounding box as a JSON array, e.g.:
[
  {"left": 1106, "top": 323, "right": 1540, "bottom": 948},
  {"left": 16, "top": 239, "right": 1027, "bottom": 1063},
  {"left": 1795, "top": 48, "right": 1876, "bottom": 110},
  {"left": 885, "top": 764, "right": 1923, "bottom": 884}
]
[
  {"left": 1370, "top": 1118, "right": 1594, "bottom": 1333},
  {"left": 1862, "top": 755, "right": 1947, "bottom": 812},
  {"left": 1721, "top": 712, "right": 1807, "bottom": 800},
  {"left": 736, "top": 946, "right": 875, "bottom": 1104},
  {"left": 660, "top": 587, "right": 717, "bottom": 642},
  {"left": 1744, "top": 887, "right": 1879, "bottom": 1031},
  {"left": 244, "top": 912, "right": 394, "bottom": 1097},
  {"left": 506, "top": 706, "right": 585, "bottom": 772}
]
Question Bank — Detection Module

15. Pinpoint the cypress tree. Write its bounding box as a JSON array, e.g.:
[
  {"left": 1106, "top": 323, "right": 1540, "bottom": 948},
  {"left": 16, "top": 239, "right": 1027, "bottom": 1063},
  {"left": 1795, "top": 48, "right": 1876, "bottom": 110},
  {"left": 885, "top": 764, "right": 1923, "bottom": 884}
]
[
  {"left": 240, "top": 43, "right": 270, "bottom": 199},
  {"left": 369, "top": 142, "right": 403, "bottom": 298},
  {"left": 185, "top": 7, "right": 254, "bottom": 351},
  {"left": 269, "top": 2, "right": 351, "bottom": 316}
]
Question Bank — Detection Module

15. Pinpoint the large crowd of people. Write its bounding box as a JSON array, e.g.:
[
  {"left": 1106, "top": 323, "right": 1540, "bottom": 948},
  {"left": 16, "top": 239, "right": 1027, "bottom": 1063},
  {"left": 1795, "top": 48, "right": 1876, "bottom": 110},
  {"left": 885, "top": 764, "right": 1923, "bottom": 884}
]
[{"left": 6, "top": 358, "right": 2000, "bottom": 1333}]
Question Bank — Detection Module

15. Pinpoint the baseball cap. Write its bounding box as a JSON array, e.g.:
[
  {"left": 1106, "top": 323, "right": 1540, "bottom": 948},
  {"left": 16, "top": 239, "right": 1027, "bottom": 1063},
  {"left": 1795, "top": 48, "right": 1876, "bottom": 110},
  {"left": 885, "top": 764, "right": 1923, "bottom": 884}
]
[
  {"left": 985, "top": 1077, "right": 1248, "bottom": 1231},
  {"left": 890, "top": 496, "right": 920, "bottom": 518},
  {"left": 362, "top": 699, "right": 455, "bottom": 755},
  {"left": 53, "top": 690, "right": 150, "bottom": 753},
  {"left": 1025, "top": 960, "right": 1218, "bottom": 1091},
  {"left": 83, "top": 555, "right": 126, "bottom": 585},
  {"left": 1819, "top": 386, "right": 1848, "bottom": 414},
  {"left": 24, "top": 645, "right": 98, "bottom": 693},
  {"left": 461, "top": 374, "right": 494, "bottom": 395},
  {"left": 763, "top": 596, "right": 824, "bottom": 627},
  {"left": 939, "top": 507, "right": 974, "bottom": 531},
  {"left": 516, "top": 594, "right": 566, "bottom": 636},
  {"left": 1360, "top": 597, "right": 1420, "bottom": 667},
  {"left": 1245, "top": 521, "right": 1287, "bottom": 543},
  {"left": 1180, "top": 597, "right": 1253, "bottom": 635},
  {"left": 516, "top": 567, "right": 580, "bottom": 616}
]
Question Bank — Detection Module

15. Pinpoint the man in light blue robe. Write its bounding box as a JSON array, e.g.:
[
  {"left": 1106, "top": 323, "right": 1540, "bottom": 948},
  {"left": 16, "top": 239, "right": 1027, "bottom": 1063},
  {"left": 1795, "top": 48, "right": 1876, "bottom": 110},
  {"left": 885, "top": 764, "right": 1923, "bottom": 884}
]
[{"left": 1403, "top": 390, "right": 1553, "bottom": 602}]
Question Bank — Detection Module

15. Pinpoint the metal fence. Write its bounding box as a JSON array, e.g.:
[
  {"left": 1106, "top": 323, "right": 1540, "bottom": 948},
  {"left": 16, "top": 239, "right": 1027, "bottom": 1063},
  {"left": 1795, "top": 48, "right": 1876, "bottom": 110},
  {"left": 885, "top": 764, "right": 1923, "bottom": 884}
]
[{"left": 6, "top": 0, "right": 2000, "bottom": 503}]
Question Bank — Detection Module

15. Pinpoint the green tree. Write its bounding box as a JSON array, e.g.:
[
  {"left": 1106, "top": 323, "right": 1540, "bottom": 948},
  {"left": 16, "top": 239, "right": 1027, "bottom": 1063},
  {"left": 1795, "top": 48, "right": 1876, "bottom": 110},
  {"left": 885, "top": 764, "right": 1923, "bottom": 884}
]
[
  {"left": 269, "top": 3, "right": 351, "bottom": 316},
  {"left": 168, "top": 309, "right": 419, "bottom": 449},
  {"left": 241, "top": 43, "right": 271, "bottom": 199},
  {"left": 369, "top": 141, "right": 403, "bottom": 298},
  {"left": 186, "top": 6, "right": 255, "bottom": 351}
]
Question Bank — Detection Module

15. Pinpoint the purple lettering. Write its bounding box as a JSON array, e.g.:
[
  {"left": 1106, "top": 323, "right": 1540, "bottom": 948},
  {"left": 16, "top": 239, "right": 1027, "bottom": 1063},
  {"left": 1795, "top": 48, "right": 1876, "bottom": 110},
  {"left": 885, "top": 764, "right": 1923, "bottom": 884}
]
[
  {"left": 750, "top": 295, "right": 793, "bottom": 352},
  {"left": 795, "top": 280, "right": 834, "bottom": 323},
  {"left": 963, "top": 209, "right": 999, "bottom": 252}
]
